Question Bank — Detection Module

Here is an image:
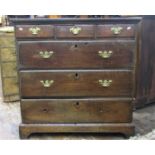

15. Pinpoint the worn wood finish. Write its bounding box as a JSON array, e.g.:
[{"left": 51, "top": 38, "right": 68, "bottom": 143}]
[
  {"left": 12, "top": 18, "right": 140, "bottom": 139},
  {"left": 18, "top": 40, "right": 135, "bottom": 69},
  {"left": 20, "top": 70, "right": 133, "bottom": 98},
  {"left": 143, "top": 17, "right": 155, "bottom": 103},
  {"left": 96, "top": 24, "right": 136, "bottom": 38},
  {"left": 15, "top": 25, "right": 54, "bottom": 38},
  {"left": 11, "top": 17, "right": 155, "bottom": 109},
  {"left": 149, "top": 72, "right": 155, "bottom": 102},
  {"left": 21, "top": 99, "right": 132, "bottom": 123},
  {"left": 134, "top": 16, "right": 155, "bottom": 108},
  {"left": 11, "top": 18, "right": 141, "bottom": 25},
  {"left": 19, "top": 123, "right": 135, "bottom": 139},
  {"left": 55, "top": 25, "right": 95, "bottom": 38}
]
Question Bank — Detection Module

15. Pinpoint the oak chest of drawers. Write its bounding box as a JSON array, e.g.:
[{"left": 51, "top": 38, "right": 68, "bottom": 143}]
[{"left": 13, "top": 18, "right": 141, "bottom": 139}]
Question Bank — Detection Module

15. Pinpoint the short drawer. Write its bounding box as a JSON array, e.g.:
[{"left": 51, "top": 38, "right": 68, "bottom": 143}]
[
  {"left": 21, "top": 99, "right": 132, "bottom": 123},
  {"left": 18, "top": 40, "right": 135, "bottom": 69},
  {"left": 96, "top": 24, "right": 136, "bottom": 38},
  {"left": 20, "top": 70, "right": 133, "bottom": 98},
  {"left": 15, "top": 25, "right": 54, "bottom": 38},
  {"left": 55, "top": 25, "right": 94, "bottom": 38}
]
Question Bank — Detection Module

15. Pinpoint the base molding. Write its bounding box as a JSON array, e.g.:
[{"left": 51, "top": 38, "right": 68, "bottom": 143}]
[{"left": 19, "top": 123, "right": 135, "bottom": 139}]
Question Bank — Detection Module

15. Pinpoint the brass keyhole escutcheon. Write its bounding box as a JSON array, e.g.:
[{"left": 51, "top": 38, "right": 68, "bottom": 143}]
[
  {"left": 42, "top": 108, "right": 48, "bottom": 113},
  {"left": 76, "top": 102, "right": 79, "bottom": 106},
  {"left": 74, "top": 73, "right": 79, "bottom": 80},
  {"left": 75, "top": 102, "right": 80, "bottom": 109},
  {"left": 74, "top": 44, "right": 78, "bottom": 48}
]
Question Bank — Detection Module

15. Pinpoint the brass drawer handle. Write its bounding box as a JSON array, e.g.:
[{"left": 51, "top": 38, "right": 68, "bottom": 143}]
[
  {"left": 39, "top": 51, "right": 54, "bottom": 59},
  {"left": 29, "top": 27, "right": 41, "bottom": 35},
  {"left": 98, "top": 50, "right": 113, "bottom": 59},
  {"left": 70, "top": 26, "right": 81, "bottom": 35},
  {"left": 111, "top": 26, "right": 123, "bottom": 35},
  {"left": 40, "top": 80, "right": 54, "bottom": 87},
  {"left": 98, "top": 79, "right": 112, "bottom": 87}
]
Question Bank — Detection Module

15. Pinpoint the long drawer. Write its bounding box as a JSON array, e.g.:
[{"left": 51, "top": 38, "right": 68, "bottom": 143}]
[
  {"left": 20, "top": 70, "right": 133, "bottom": 98},
  {"left": 18, "top": 40, "right": 135, "bottom": 69},
  {"left": 21, "top": 99, "right": 133, "bottom": 123}
]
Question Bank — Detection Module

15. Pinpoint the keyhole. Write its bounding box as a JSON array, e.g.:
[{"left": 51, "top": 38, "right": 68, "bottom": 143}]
[
  {"left": 75, "top": 73, "right": 79, "bottom": 79},
  {"left": 42, "top": 108, "right": 48, "bottom": 113},
  {"left": 76, "top": 102, "right": 79, "bottom": 106},
  {"left": 74, "top": 44, "right": 78, "bottom": 48}
]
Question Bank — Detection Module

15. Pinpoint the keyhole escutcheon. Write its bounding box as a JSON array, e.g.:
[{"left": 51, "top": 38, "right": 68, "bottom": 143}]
[{"left": 74, "top": 73, "right": 79, "bottom": 79}]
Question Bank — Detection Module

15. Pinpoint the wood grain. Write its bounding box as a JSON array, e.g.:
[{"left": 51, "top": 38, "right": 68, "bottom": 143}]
[
  {"left": 21, "top": 99, "right": 132, "bottom": 123},
  {"left": 15, "top": 25, "right": 54, "bottom": 38},
  {"left": 96, "top": 24, "right": 136, "bottom": 38},
  {"left": 19, "top": 123, "right": 135, "bottom": 139},
  {"left": 55, "top": 25, "right": 94, "bottom": 38},
  {"left": 20, "top": 70, "right": 133, "bottom": 98},
  {"left": 18, "top": 40, "right": 135, "bottom": 69}
]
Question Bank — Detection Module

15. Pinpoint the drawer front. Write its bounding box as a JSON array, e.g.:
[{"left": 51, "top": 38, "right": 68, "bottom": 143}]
[
  {"left": 3, "top": 77, "right": 19, "bottom": 95},
  {"left": 15, "top": 25, "right": 54, "bottom": 38},
  {"left": 2, "top": 62, "right": 17, "bottom": 77},
  {"left": 21, "top": 99, "right": 132, "bottom": 123},
  {"left": 20, "top": 71, "right": 133, "bottom": 98},
  {"left": 0, "top": 48, "right": 16, "bottom": 62},
  {"left": 96, "top": 24, "right": 136, "bottom": 38},
  {"left": 56, "top": 25, "right": 94, "bottom": 38},
  {"left": 18, "top": 40, "right": 135, "bottom": 69}
]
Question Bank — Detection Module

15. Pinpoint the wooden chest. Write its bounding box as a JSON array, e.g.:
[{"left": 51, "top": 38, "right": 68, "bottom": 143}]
[
  {"left": 0, "top": 31, "right": 19, "bottom": 102},
  {"left": 13, "top": 18, "right": 141, "bottom": 139}
]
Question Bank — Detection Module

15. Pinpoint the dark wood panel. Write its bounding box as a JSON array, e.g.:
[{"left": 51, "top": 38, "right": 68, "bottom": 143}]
[
  {"left": 20, "top": 70, "right": 133, "bottom": 98},
  {"left": 18, "top": 40, "right": 135, "bottom": 69},
  {"left": 19, "top": 123, "right": 135, "bottom": 139},
  {"left": 55, "top": 25, "right": 94, "bottom": 38},
  {"left": 21, "top": 99, "right": 132, "bottom": 123},
  {"left": 11, "top": 17, "right": 141, "bottom": 25},
  {"left": 134, "top": 16, "right": 155, "bottom": 108},
  {"left": 96, "top": 24, "right": 136, "bottom": 38},
  {"left": 15, "top": 25, "right": 54, "bottom": 38},
  {"left": 143, "top": 17, "right": 155, "bottom": 103}
]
